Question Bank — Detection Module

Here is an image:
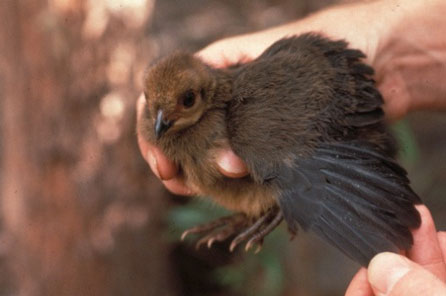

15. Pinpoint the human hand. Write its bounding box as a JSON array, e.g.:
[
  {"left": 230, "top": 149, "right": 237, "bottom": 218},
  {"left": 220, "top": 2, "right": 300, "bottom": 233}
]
[{"left": 345, "top": 205, "right": 446, "bottom": 296}]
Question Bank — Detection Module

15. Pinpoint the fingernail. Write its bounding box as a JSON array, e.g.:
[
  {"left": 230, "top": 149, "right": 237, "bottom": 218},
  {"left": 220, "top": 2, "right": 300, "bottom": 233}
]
[
  {"left": 147, "top": 150, "right": 160, "bottom": 179},
  {"left": 369, "top": 253, "right": 411, "bottom": 296}
]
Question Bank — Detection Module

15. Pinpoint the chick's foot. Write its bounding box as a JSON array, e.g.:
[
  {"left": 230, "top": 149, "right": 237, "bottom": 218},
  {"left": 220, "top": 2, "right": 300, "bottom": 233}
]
[{"left": 181, "top": 208, "right": 283, "bottom": 253}]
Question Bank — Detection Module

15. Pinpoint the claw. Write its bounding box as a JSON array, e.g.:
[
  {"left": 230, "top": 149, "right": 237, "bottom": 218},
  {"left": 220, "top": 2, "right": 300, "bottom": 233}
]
[
  {"left": 195, "top": 236, "right": 209, "bottom": 250},
  {"left": 229, "top": 238, "right": 241, "bottom": 252},
  {"left": 196, "top": 229, "right": 233, "bottom": 250},
  {"left": 254, "top": 244, "right": 262, "bottom": 254},
  {"left": 245, "top": 238, "right": 263, "bottom": 253},
  {"left": 207, "top": 238, "right": 215, "bottom": 249},
  {"left": 245, "top": 239, "right": 255, "bottom": 252},
  {"left": 181, "top": 230, "right": 190, "bottom": 241},
  {"left": 229, "top": 240, "right": 238, "bottom": 253}
]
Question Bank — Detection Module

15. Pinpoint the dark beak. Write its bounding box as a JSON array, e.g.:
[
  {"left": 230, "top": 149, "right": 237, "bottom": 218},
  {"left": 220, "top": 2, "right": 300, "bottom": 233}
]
[{"left": 155, "top": 110, "right": 173, "bottom": 139}]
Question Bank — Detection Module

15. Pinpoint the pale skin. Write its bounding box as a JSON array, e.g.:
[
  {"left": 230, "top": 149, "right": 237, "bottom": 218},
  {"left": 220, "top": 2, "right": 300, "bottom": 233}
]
[{"left": 137, "top": 0, "right": 446, "bottom": 294}]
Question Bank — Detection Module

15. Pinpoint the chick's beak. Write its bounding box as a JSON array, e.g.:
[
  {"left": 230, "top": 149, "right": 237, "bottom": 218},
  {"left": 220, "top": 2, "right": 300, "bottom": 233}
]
[{"left": 155, "top": 109, "right": 173, "bottom": 139}]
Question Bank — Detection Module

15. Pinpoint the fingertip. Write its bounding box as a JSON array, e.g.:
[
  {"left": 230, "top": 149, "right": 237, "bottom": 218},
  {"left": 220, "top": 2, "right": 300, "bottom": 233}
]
[
  {"left": 216, "top": 149, "right": 248, "bottom": 178},
  {"left": 195, "top": 38, "right": 253, "bottom": 68},
  {"left": 378, "top": 75, "right": 410, "bottom": 121},
  {"left": 410, "top": 204, "right": 437, "bottom": 247},
  {"left": 369, "top": 252, "right": 446, "bottom": 296},
  {"left": 195, "top": 52, "right": 225, "bottom": 68},
  {"left": 408, "top": 205, "right": 446, "bottom": 280},
  {"left": 163, "top": 179, "right": 195, "bottom": 196},
  {"left": 415, "top": 204, "right": 433, "bottom": 220},
  {"left": 195, "top": 43, "right": 228, "bottom": 68},
  {"left": 411, "top": 204, "right": 437, "bottom": 242},
  {"left": 146, "top": 149, "right": 160, "bottom": 179},
  {"left": 368, "top": 252, "right": 411, "bottom": 296},
  {"left": 151, "top": 147, "right": 178, "bottom": 180}
]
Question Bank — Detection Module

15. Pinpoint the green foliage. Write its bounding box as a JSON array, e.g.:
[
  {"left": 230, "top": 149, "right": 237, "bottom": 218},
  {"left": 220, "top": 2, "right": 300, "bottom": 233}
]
[{"left": 392, "top": 119, "right": 419, "bottom": 167}]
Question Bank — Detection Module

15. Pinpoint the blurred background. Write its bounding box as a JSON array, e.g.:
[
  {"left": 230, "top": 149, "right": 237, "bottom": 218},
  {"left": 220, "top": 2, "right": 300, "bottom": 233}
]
[{"left": 0, "top": 0, "right": 445, "bottom": 295}]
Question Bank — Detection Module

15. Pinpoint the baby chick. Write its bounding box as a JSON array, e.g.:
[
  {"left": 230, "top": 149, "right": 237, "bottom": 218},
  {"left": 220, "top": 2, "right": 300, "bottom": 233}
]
[{"left": 138, "top": 33, "right": 421, "bottom": 266}]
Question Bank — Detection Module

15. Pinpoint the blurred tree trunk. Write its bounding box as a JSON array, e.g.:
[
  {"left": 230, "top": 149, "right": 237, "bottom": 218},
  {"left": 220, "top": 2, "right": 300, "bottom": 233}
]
[{"left": 0, "top": 0, "right": 177, "bottom": 295}]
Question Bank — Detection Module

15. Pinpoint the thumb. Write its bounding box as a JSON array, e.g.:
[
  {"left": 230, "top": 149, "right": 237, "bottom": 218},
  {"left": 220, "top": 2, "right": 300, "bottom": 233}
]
[{"left": 368, "top": 252, "right": 446, "bottom": 296}]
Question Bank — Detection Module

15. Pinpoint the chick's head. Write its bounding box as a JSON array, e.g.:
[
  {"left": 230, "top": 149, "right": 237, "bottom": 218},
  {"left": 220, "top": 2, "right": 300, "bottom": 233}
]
[{"left": 144, "top": 53, "right": 217, "bottom": 139}]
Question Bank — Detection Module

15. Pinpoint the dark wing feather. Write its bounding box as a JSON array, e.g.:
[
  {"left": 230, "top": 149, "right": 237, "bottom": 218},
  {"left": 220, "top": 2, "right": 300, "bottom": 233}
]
[{"left": 275, "top": 141, "right": 421, "bottom": 266}]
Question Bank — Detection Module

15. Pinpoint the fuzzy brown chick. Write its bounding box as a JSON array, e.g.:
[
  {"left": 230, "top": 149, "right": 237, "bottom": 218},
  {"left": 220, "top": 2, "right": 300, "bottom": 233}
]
[{"left": 139, "top": 34, "right": 421, "bottom": 266}]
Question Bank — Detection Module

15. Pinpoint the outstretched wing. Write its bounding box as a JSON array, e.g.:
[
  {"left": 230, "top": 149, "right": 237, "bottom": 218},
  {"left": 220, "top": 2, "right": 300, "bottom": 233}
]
[{"left": 275, "top": 141, "right": 421, "bottom": 266}]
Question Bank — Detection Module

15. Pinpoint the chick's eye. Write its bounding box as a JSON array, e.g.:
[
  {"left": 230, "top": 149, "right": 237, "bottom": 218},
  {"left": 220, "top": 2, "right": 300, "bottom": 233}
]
[{"left": 182, "top": 91, "right": 195, "bottom": 108}]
